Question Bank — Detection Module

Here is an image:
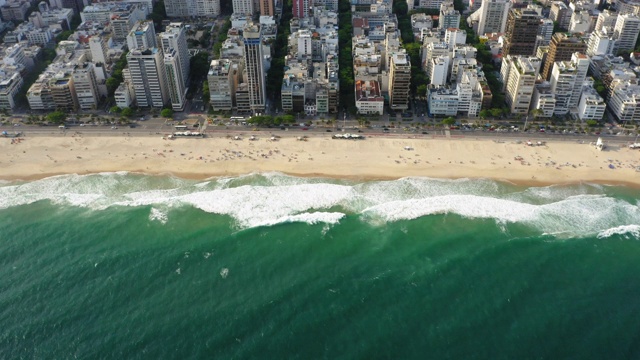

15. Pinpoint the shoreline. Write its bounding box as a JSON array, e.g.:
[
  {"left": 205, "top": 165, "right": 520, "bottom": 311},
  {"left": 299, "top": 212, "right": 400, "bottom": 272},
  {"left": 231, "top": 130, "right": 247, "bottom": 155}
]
[
  {"left": 2, "top": 133, "right": 640, "bottom": 187},
  {"left": 6, "top": 169, "right": 640, "bottom": 190}
]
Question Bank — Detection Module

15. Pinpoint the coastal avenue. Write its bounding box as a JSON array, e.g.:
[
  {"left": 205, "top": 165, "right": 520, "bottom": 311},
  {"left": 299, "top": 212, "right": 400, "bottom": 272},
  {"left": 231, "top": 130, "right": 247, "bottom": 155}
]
[{"left": 3, "top": 121, "right": 638, "bottom": 146}]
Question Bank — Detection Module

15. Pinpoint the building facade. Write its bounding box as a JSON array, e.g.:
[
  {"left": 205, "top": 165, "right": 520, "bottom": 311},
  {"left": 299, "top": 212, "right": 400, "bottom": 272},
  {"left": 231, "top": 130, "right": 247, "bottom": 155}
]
[
  {"left": 389, "top": 53, "right": 411, "bottom": 111},
  {"left": 541, "top": 33, "right": 587, "bottom": 80},
  {"left": 503, "top": 9, "right": 540, "bottom": 56},
  {"left": 127, "top": 48, "right": 169, "bottom": 108},
  {"left": 243, "top": 23, "right": 266, "bottom": 113}
]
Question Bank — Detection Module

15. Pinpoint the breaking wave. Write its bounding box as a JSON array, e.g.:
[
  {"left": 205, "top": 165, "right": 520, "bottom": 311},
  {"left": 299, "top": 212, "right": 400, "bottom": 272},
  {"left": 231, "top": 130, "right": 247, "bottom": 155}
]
[
  {"left": 597, "top": 225, "right": 640, "bottom": 239},
  {"left": 0, "top": 172, "right": 638, "bottom": 235}
]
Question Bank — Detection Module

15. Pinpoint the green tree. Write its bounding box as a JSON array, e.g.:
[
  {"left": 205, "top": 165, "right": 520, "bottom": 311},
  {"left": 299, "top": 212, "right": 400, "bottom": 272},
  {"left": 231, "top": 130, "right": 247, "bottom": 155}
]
[
  {"left": 149, "top": 0, "right": 167, "bottom": 32},
  {"left": 417, "top": 84, "right": 428, "bottom": 97},
  {"left": 47, "top": 111, "right": 67, "bottom": 124},
  {"left": 393, "top": 0, "right": 408, "bottom": 16},
  {"left": 586, "top": 119, "right": 598, "bottom": 127},
  {"left": 121, "top": 107, "right": 134, "bottom": 117},
  {"left": 110, "top": 106, "right": 121, "bottom": 113},
  {"left": 55, "top": 30, "right": 73, "bottom": 42},
  {"left": 190, "top": 52, "right": 210, "bottom": 79},
  {"left": 161, "top": 108, "right": 174, "bottom": 118},
  {"left": 479, "top": 110, "right": 489, "bottom": 119},
  {"left": 530, "top": 108, "right": 544, "bottom": 119},
  {"left": 202, "top": 80, "right": 210, "bottom": 104},
  {"left": 442, "top": 117, "right": 456, "bottom": 125},
  {"left": 490, "top": 108, "right": 503, "bottom": 118},
  {"left": 282, "top": 114, "right": 295, "bottom": 124}
]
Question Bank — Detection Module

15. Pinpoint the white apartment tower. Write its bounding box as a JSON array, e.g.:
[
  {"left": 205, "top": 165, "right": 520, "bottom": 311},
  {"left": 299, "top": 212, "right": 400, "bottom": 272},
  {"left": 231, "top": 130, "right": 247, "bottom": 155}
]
[
  {"left": 127, "top": 48, "right": 169, "bottom": 108},
  {"left": 164, "top": 0, "right": 192, "bottom": 17},
  {"left": 389, "top": 53, "right": 411, "bottom": 111},
  {"left": 438, "top": 0, "right": 461, "bottom": 30},
  {"left": 430, "top": 56, "right": 450, "bottom": 86},
  {"left": 298, "top": 29, "right": 312, "bottom": 58},
  {"left": 503, "top": 55, "right": 540, "bottom": 115},
  {"left": 197, "top": 0, "right": 220, "bottom": 16},
  {"left": 243, "top": 23, "right": 266, "bottom": 113},
  {"left": 475, "top": 0, "right": 511, "bottom": 35},
  {"left": 233, "top": 0, "right": 254, "bottom": 15},
  {"left": 538, "top": 19, "right": 554, "bottom": 45},
  {"left": 613, "top": 14, "right": 640, "bottom": 52},
  {"left": 159, "top": 23, "right": 190, "bottom": 87},
  {"left": 72, "top": 63, "right": 100, "bottom": 110},
  {"left": 126, "top": 21, "right": 157, "bottom": 50},
  {"left": 89, "top": 35, "right": 108, "bottom": 64},
  {"left": 595, "top": 9, "right": 618, "bottom": 31},
  {"left": 587, "top": 29, "right": 617, "bottom": 56},
  {"left": 208, "top": 59, "right": 239, "bottom": 111},
  {"left": 164, "top": 49, "right": 187, "bottom": 111},
  {"left": 550, "top": 52, "right": 589, "bottom": 115},
  {"left": 609, "top": 82, "right": 640, "bottom": 122},
  {"left": 166, "top": 0, "right": 220, "bottom": 17}
]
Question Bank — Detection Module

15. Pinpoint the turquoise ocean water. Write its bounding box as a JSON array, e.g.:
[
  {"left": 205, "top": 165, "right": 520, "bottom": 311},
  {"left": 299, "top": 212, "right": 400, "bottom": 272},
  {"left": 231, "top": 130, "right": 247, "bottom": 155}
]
[{"left": 1, "top": 172, "right": 640, "bottom": 359}]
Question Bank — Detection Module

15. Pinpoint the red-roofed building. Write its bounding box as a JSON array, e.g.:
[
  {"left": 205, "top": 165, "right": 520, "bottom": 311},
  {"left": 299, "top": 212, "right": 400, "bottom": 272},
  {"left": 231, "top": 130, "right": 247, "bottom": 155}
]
[
  {"left": 355, "top": 80, "right": 384, "bottom": 115},
  {"left": 352, "top": 17, "right": 369, "bottom": 36}
]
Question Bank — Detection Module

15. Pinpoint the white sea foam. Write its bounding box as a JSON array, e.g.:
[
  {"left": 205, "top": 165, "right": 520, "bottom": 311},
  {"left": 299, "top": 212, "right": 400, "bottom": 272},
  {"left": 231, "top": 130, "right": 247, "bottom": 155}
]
[
  {"left": 1, "top": 173, "right": 639, "bottom": 236},
  {"left": 149, "top": 207, "right": 168, "bottom": 224},
  {"left": 597, "top": 225, "right": 640, "bottom": 239}
]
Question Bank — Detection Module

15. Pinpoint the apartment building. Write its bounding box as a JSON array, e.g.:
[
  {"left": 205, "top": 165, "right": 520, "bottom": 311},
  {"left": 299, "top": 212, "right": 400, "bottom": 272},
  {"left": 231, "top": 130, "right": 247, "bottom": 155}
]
[
  {"left": 503, "top": 55, "right": 540, "bottom": 115},
  {"left": 473, "top": 0, "right": 511, "bottom": 35},
  {"left": 609, "top": 82, "right": 640, "bottom": 122},
  {"left": 72, "top": 63, "right": 100, "bottom": 110},
  {"left": 127, "top": 21, "right": 156, "bottom": 50},
  {"left": 613, "top": 14, "right": 640, "bottom": 52},
  {"left": 550, "top": 1, "right": 571, "bottom": 30},
  {"left": 577, "top": 87, "right": 606, "bottom": 120},
  {"left": 0, "top": 71, "right": 23, "bottom": 110},
  {"left": 127, "top": 48, "right": 169, "bottom": 108},
  {"left": 354, "top": 80, "right": 383, "bottom": 114},
  {"left": 503, "top": 9, "right": 540, "bottom": 56},
  {"left": 208, "top": 59, "right": 240, "bottom": 111},
  {"left": 243, "top": 22, "right": 266, "bottom": 113},
  {"left": 541, "top": 33, "right": 587, "bottom": 80},
  {"left": 550, "top": 52, "right": 590, "bottom": 115},
  {"left": 389, "top": 53, "right": 411, "bottom": 111}
]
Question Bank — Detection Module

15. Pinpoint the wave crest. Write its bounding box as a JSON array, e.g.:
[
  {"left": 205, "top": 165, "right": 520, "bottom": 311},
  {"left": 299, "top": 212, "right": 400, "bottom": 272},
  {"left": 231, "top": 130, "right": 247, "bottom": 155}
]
[
  {"left": 597, "top": 225, "right": 640, "bottom": 239},
  {"left": 1, "top": 172, "right": 638, "bottom": 235}
]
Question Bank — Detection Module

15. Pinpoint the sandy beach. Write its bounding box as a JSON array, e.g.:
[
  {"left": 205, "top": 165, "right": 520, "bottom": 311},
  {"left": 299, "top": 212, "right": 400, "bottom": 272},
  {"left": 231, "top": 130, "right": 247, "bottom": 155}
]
[{"left": 2, "top": 131, "right": 640, "bottom": 186}]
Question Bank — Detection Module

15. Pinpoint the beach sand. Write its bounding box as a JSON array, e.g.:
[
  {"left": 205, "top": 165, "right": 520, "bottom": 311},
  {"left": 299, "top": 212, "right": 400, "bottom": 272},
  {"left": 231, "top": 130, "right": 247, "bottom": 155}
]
[{"left": 2, "top": 132, "right": 640, "bottom": 186}]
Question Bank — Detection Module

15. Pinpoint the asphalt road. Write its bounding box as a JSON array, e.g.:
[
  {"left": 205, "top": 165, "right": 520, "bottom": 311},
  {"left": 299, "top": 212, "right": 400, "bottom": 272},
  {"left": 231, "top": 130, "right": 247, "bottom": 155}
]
[{"left": 4, "top": 123, "right": 639, "bottom": 146}]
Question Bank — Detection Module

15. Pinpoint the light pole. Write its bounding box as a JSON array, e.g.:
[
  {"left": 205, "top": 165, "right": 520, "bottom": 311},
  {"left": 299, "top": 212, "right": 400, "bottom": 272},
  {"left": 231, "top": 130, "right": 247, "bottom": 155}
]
[{"left": 524, "top": 114, "right": 529, "bottom": 132}]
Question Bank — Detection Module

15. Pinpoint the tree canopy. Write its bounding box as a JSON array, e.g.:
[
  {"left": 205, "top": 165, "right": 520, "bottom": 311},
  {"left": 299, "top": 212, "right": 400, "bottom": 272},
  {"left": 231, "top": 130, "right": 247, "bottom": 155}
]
[
  {"left": 121, "top": 107, "right": 134, "bottom": 117},
  {"left": 161, "top": 108, "right": 174, "bottom": 118},
  {"left": 190, "top": 52, "right": 210, "bottom": 79},
  {"left": 442, "top": 117, "right": 456, "bottom": 125},
  {"left": 47, "top": 111, "right": 66, "bottom": 124}
]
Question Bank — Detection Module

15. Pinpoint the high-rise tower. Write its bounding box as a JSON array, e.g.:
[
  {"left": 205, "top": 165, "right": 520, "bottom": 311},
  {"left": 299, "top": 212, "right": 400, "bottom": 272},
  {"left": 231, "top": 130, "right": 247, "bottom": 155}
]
[
  {"left": 613, "top": 14, "right": 640, "bottom": 52},
  {"left": 242, "top": 23, "right": 266, "bottom": 113},
  {"left": 126, "top": 21, "right": 156, "bottom": 50},
  {"left": 159, "top": 23, "right": 190, "bottom": 85},
  {"left": 541, "top": 33, "right": 587, "bottom": 80},
  {"left": 389, "top": 53, "right": 411, "bottom": 111},
  {"left": 233, "top": 0, "right": 254, "bottom": 15},
  {"left": 292, "top": 0, "right": 311, "bottom": 18},
  {"left": 127, "top": 48, "right": 169, "bottom": 108},
  {"left": 503, "top": 9, "right": 540, "bottom": 56},
  {"left": 259, "top": 0, "right": 274, "bottom": 16},
  {"left": 475, "top": 0, "right": 511, "bottom": 35}
]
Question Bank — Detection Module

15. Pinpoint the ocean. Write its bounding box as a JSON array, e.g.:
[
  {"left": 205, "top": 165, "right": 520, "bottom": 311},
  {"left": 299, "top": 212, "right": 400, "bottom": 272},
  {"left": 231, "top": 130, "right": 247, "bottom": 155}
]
[{"left": 1, "top": 172, "right": 640, "bottom": 359}]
